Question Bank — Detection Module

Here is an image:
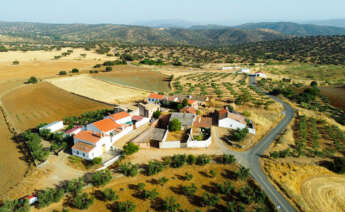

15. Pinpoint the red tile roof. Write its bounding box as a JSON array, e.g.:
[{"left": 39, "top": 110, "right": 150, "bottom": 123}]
[
  {"left": 132, "top": 115, "right": 144, "bottom": 121},
  {"left": 72, "top": 142, "right": 95, "bottom": 153},
  {"left": 109, "top": 111, "right": 130, "bottom": 121},
  {"left": 93, "top": 118, "right": 121, "bottom": 132},
  {"left": 149, "top": 93, "right": 165, "bottom": 100},
  {"left": 74, "top": 131, "right": 102, "bottom": 144},
  {"left": 180, "top": 107, "right": 197, "bottom": 114},
  {"left": 193, "top": 116, "right": 212, "bottom": 128},
  {"left": 228, "top": 113, "right": 247, "bottom": 125},
  {"left": 187, "top": 99, "right": 197, "bottom": 105},
  {"left": 65, "top": 126, "right": 82, "bottom": 134}
]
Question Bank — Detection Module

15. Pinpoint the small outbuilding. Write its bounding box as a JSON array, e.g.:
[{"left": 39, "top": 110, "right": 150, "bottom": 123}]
[{"left": 39, "top": 121, "right": 64, "bottom": 133}]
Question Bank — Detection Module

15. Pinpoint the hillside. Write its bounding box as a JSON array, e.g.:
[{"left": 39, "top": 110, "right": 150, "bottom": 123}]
[
  {"left": 226, "top": 35, "right": 345, "bottom": 65},
  {"left": 237, "top": 22, "right": 345, "bottom": 36},
  {"left": 0, "top": 21, "right": 286, "bottom": 46},
  {"left": 305, "top": 19, "right": 345, "bottom": 28}
]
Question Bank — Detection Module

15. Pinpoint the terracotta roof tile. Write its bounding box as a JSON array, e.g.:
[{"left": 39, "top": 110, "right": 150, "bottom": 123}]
[
  {"left": 72, "top": 142, "right": 95, "bottom": 153},
  {"left": 187, "top": 99, "right": 197, "bottom": 105},
  {"left": 228, "top": 113, "right": 247, "bottom": 125},
  {"left": 193, "top": 116, "right": 212, "bottom": 128},
  {"left": 132, "top": 115, "right": 144, "bottom": 121},
  {"left": 180, "top": 107, "right": 196, "bottom": 114},
  {"left": 149, "top": 93, "right": 165, "bottom": 100},
  {"left": 74, "top": 131, "right": 102, "bottom": 143},
  {"left": 65, "top": 126, "right": 82, "bottom": 134},
  {"left": 93, "top": 118, "right": 121, "bottom": 132},
  {"left": 109, "top": 111, "right": 131, "bottom": 121}
]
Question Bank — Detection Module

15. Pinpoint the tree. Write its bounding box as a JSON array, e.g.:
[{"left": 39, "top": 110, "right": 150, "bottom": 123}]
[
  {"left": 92, "top": 157, "right": 102, "bottom": 165},
  {"left": 196, "top": 154, "right": 210, "bottom": 166},
  {"left": 237, "top": 167, "right": 250, "bottom": 180},
  {"left": 119, "top": 162, "right": 139, "bottom": 177},
  {"left": 73, "top": 193, "right": 94, "bottom": 209},
  {"left": 201, "top": 192, "right": 219, "bottom": 207},
  {"left": 66, "top": 178, "right": 84, "bottom": 195},
  {"left": 26, "top": 76, "right": 38, "bottom": 84},
  {"left": 103, "top": 188, "right": 118, "bottom": 201},
  {"left": 162, "top": 196, "right": 181, "bottom": 212},
  {"left": 105, "top": 66, "right": 113, "bottom": 72},
  {"left": 181, "top": 183, "right": 198, "bottom": 196},
  {"left": 169, "top": 118, "right": 181, "bottom": 131},
  {"left": 59, "top": 70, "right": 67, "bottom": 75},
  {"left": 147, "top": 160, "right": 164, "bottom": 176},
  {"left": 230, "top": 128, "right": 249, "bottom": 141},
  {"left": 12, "top": 60, "right": 20, "bottom": 65},
  {"left": 221, "top": 154, "right": 236, "bottom": 164},
  {"left": 158, "top": 177, "right": 169, "bottom": 186},
  {"left": 71, "top": 68, "right": 79, "bottom": 73},
  {"left": 209, "top": 170, "right": 216, "bottom": 178},
  {"left": 116, "top": 201, "right": 136, "bottom": 212},
  {"left": 123, "top": 142, "right": 139, "bottom": 155},
  {"left": 184, "top": 172, "right": 193, "bottom": 181},
  {"left": 310, "top": 81, "right": 318, "bottom": 87},
  {"left": 187, "top": 155, "right": 196, "bottom": 165},
  {"left": 152, "top": 110, "right": 161, "bottom": 119},
  {"left": 91, "top": 170, "right": 112, "bottom": 186},
  {"left": 170, "top": 154, "right": 187, "bottom": 168}
]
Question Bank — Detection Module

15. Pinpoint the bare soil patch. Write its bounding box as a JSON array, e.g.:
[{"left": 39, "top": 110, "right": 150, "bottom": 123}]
[
  {"left": 1, "top": 82, "right": 112, "bottom": 131},
  {"left": 320, "top": 86, "right": 345, "bottom": 111}
]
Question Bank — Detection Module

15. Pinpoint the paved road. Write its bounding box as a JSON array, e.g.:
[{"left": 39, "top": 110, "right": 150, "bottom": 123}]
[{"left": 215, "top": 75, "right": 296, "bottom": 212}]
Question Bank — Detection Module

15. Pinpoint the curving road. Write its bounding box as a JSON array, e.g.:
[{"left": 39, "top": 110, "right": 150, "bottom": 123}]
[{"left": 215, "top": 75, "right": 296, "bottom": 212}]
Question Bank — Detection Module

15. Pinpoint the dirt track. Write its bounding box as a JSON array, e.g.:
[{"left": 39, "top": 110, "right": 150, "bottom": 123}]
[{"left": 301, "top": 176, "right": 345, "bottom": 212}]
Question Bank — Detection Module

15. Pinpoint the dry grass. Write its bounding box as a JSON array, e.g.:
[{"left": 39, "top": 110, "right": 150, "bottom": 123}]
[
  {"left": 1, "top": 82, "right": 112, "bottom": 131},
  {"left": 166, "top": 130, "right": 186, "bottom": 142},
  {"left": 47, "top": 75, "right": 148, "bottom": 105}
]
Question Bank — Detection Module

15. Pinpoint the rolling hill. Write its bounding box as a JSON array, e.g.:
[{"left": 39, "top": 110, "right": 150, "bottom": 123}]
[{"left": 236, "top": 22, "right": 345, "bottom": 36}]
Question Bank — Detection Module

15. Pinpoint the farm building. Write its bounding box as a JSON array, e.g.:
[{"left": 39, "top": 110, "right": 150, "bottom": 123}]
[
  {"left": 180, "top": 106, "right": 197, "bottom": 114},
  {"left": 218, "top": 110, "right": 256, "bottom": 134},
  {"left": 25, "top": 194, "right": 38, "bottom": 205},
  {"left": 147, "top": 93, "right": 165, "bottom": 104},
  {"left": 169, "top": 112, "right": 196, "bottom": 130},
  {"left": 65, "top": 126, "right": 82, "bottom": 136},
  {"left": 139, "top": 103, "right": 160, "bottom": 118},
  {"left": 39, "top": 121, "right": 64, "bottom": 133},
  {"left": 132, "top": 115, "right": 150, "bottom": 128},
  {"left": 239, "top": 68, "right": 250, "bottom": 73},
  {"left": 72, "top": 111, "right": 135, "bottom": 160}
]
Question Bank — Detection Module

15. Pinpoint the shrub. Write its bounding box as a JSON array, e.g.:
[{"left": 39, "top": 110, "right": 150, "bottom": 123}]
[
  {"left": 170, "top": 154, "right": 187, "bottom": 168},
  {"left": 59, "top": 70, "right": 67, "bottom": 75},
  {"left": 187, "top": 155, "right": 196, "bottom": 165},
  {"left": 147, "top": 160, "right": 164, "bottom": 176},
  {"left": 216, "top": 181, "right": 234, "bottom": 195},
  {"left": 119, "top": 162, "right": 139, "bottom": 177},
  {"left": 158, "top": 177, "right": 169, "bottom": 186},
  {"left": 12, "top": 60, "right": 20, "bottom": 65},
  {"left": 184, "top": 172, "right": 193, "bottom": 181},
  {"left": 91, "top": 170, "right": 112, "bottom": 186},
  {"left": 152, "top": 110, "right": 161, "bottom": 119},
  {"left": 137, "top": 182, "right": 146, "bottom": 191},
  {"left": 169, "top": 118, "right": 181, "bottom": 131},
  {"left": 103, "top": 188, "right": 118, "bottom": 201},
  {"left": 71, "top": 68, "right": 79, "bottom": 73},
  {"left": 92, "top": 157, "right": 102, "bottom": 165},
  {"left": 196, "top": 154, "right": 210, "bottom": 166},
  {"left": 123, "top": 142, "right": 139, "bottom": 155},
  {"left": 181, "top": 183, "right": 198, "bottom": 196},
  {"left": 105, "top": 66, "right": 113, "bottom": 72},
  {"left": 236, "top": 167, "right": 250, "bottom": 180},
  {"left": 162, "top": 196, "right": 181, "bottom": 212},
  {"left": 209, "top": 170, "right": 216, "bottom": 178},
  {"left": 26, "top": 76, "right": 38, "bottom": 84},
  {"left": 73, "top": 192, "right": 94, "bottom": 209},
  {"left": 201, "top": 192, "right": 219, "bottom": 207},
  {"left": 37, "top": 188, "right": 65, "bottom": 208},
  {"left": 116, "top": 201, "right": 136, "bottom": 212},
  {"left": 66, "top": 178, "right": 84, "bottom": 195},
  {"left": 221, "top": 154, "right": 236, "bottom": 164},
  {"left": 230, "top": 128, "right": 249, "bottom": 142}
]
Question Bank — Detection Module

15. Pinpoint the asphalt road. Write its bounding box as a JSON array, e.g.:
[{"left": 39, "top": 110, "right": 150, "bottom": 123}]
[{"left": 216, "top": 75, "right": 296, "bottom": 212}]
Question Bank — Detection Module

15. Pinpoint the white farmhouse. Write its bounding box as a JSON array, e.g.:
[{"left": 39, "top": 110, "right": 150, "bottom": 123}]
[
  {"left": 218, "top": 110, "right": 255, "bottom": 134},
  {"left": 107, "top": 111, "right": 132, "bottom": 125},
  {"left": 147, "top": 93, "right": 165, "bottom": 104},
  {"left": 39, "top": 121, "right": 64, "bottom": 133},
  {"left": 240, "top": 68, "right": 250, "bottom": 73}
]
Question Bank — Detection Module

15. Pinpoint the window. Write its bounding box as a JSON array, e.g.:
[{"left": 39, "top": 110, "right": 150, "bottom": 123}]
[{"left": 83, "top": 153, "right": 85, "bottom": 157}]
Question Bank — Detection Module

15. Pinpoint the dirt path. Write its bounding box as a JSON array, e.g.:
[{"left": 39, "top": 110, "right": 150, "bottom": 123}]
[{"left": 301, "top": 176, "right": 345, "bottom": 212}]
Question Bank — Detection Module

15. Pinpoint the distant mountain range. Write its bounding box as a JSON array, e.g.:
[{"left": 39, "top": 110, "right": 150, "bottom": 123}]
[
  {"left": 236, "top": 22, "right": 345, "bottom": 36},
  {"left": 1, "top": 20, "right": 345, "bottom": 47},
  {"left": 303, "top": 19, "right": 345, "bottom": 29}
]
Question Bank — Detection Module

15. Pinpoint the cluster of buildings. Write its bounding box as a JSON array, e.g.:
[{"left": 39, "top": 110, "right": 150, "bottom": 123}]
[
  {"left": 221, "top": 67, "right": 267, "bottom": 78},
  {"left": 39, "top": 92, "right": 256, "bottom": 161}
]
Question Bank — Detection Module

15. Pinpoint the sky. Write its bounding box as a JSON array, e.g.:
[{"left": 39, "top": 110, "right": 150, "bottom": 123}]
[{"left": 0, "top": 0, "right": 344, "bottom": 25}]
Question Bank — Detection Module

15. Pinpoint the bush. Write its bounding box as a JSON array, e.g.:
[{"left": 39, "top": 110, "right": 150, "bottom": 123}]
[
  {"left": 92, "top": 157, "right": 102, "bottom": 165},
  {"left": 216, "top": 181, "right": 234, "bottom": 195},
  {"left": 91, "top": 170, "right": 112, "bottom": 186},
  {"left": 170, "top": 154, "right": 187, "bottom": 168},
  {"left": 169, "top": 118, "right": 181, "bottom": 131},
  {"left": 12, "top": 60, "right": 20, "bottom": 65},
  {"left": 196, "top": 154, "right": 210, "bottom": 166},
  {"left": 103, "top": 188, "right": 118, "bottom": 201},
  {"left": 115, "top": 201, "right": 136, "bottom": 212},
  {"left": 59, "top": 70, "right": 67, "bottom": 75},
  {"left": 142, "top": 188, "right": 159, "bottom": 200},
  {"left": 236, "top": 167, "right": 250, "bottom": 180},
  {"left": 221, "top": 154, "right": 236, "bottom": 164},
  {"left": 158, "top": 177, "right": 169, "bottom": 186},
  {"left": 105, "top": 66, "right": 113, "bottom": 72},
  {"left": 187, "top": 155, "right": 196, "bottom": 165},
  {"left": 184, "top": 172, "right": 193, "bottom": 181},
  {"left": 37, "top": 188, "right": 65, "bottom": 208},
  {"left": 66, "top": 178, "right": 84, "bottom": 195},
  {"left": 123, "top": 142, "right": 139, "bottom": 155},
  {"left": 209, "top": 170, "right": 216, "bottom": 178},
  {"left": 152, "top": 110, "right": 161, "bottom": 119},
  {"left": 162, "top": 196, "right": 181, "bottom": 212},
  {"left": 230, "top": 128, "right": 249, "bottom": 142},
  {"left": 119, "top": 162, "right": 139, "bottom": 177},
  {"left": 26, "top": 76, "right": 38, "bottom": 84},
  {"left": 147, "top": 160, "right": 164, "bottom": 176},
  {"left": 181, "top": 183, "right": 198, "bottom": 196},
  {"left": 73, "top": 192, "right": 94, "bottom": 209},
  {"left": 201, "top": 192, "right": 219, "bottom": 207},
  {"left": 71, "top": 68, "right": 79, "bottom": 73}
]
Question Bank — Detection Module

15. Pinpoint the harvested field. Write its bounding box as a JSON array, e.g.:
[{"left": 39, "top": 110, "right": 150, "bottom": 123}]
[
  {"left": 320, "top": 86, "right": 345, "bottom": 111},
  {"left": 47, "top": 75, "right": 148, "bottom": 104},
  {"left": 301, "top": 176, "right": 345, "bottom": 212},
  {"left": 1, "top": 82, "right": 112, "bottom": 131},
  {"left": 0, "top": 115, "right": 27, "bottom": 197},
  {"left": 94, "top": 70, "right": 171, "bottom": 92}
]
